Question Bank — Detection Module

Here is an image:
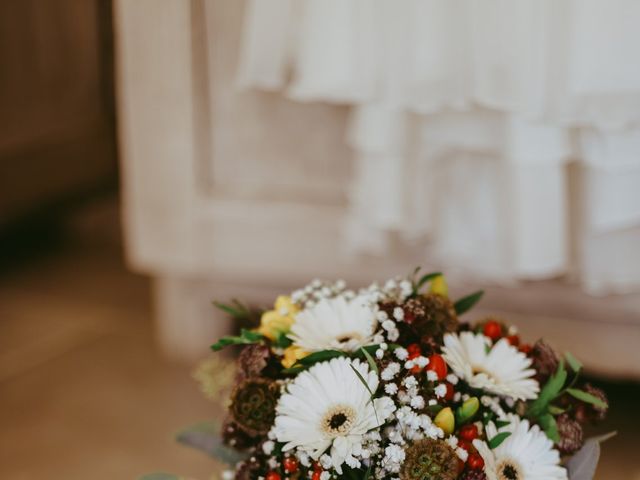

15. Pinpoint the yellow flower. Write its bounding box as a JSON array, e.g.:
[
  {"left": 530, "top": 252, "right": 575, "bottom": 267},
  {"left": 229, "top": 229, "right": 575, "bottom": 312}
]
[
  {"left": 429, "top": 274, "right": 449, "bottom": 297},
  {"left": 258, "top": 296, "right": 299, "bottom": 340},
  {"left": 281, "top": 345, "right": 309, "bottom": 368}
]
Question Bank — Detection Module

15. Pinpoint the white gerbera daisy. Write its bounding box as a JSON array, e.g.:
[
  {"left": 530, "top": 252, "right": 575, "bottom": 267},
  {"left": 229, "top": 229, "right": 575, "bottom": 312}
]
[
  {"left": 289, "top": 296, "right": 378, "bottom": 352},
  {"left": 273, "top": 357, "right": 395, "bottom": 472},
  {"left": 473, "top": 417, "right": 568, "bottom": 480},
  {"left": 442, "top": 332, "right": 539, "bottom": 401}
]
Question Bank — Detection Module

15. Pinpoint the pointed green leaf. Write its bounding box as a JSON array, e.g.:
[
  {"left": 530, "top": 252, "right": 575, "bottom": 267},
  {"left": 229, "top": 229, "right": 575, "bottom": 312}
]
[
  {"left": 565, "top": 352, "right": 583, "bottom": 372},
  {"left": 415, "top": 272, "right": 443, "bottom": 292},
  {"left": 210, "top": 329, "right": 264, "bottom": 351},
  {"left": 539, "top": 413, "right": 560, "bottom": 443},
  {"left": 360, "top": 347, "right": 379, "bottom": 374},
  {"left": 454, "top": 290, "right": 484, "bottom": 315},
  {"left": 488, "top": 432, "right": 511, "bottom": 449},
  {"left": 527, "top": 360, "right": 567, "bottom": 417},
  {"left": 566, "top": 388, "right": 608, "bottom": 409}
]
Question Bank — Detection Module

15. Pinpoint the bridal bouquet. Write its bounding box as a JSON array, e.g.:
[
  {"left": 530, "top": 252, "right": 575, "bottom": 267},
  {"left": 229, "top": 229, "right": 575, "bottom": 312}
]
[{"left": 145, "top": 271, "right": 610, "bottom": 480}]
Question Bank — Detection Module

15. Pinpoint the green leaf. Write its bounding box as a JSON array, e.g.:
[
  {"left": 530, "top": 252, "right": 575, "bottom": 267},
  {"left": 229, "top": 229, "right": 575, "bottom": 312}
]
[
  {"left": 454, "top": 290, "right": 484, "bottom": 315},
  {"left": 488, "top": 432, "right": 512, "bottom": 449},
  {"left": 539, "top": 413, "right": 560, "bottom": 442},
  {"left": 213, "top": 300, "right": 250, "bottom": 319},
  {"left": 414, "top": 272, "right": 442, "bottom": 292},
  {"left": 360, "top": 347, "right": 379, "bottom": 374},
  {"left": 349, "top": 364, "right": 379, "bottom": 424},
  {"left": 547, "top": 405, "right": 566, "bottom": 415},
  {"left": 565, "top": 352, "right": 583, "bottom": 372},
  {"left": 566, "top": 388, "right": 608, "bottom": 409},
  {"left": 273, "top": 332, "right": 293, "bottom": 349},
  {"left": 527, "top": 361, "right": 567, "bottom": 417},
  {"left": 494, "top": 419, "right": 511, "bottom": 428},
  {"left": 298, "top": 350, "right": 345, "bottom": 365},
  {"left": 210, "top": 329, "right": 264, "bottom": 351},
  {"left": 176, "top": 421, "right": 249, "bottom": 465},
  {"left": 138, "top": 474, "right": 183, "bottom": 480}
]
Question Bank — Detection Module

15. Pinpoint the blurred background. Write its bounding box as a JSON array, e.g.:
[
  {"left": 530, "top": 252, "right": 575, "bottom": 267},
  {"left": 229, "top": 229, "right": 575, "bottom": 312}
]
[{"left": 1, "top": 0, "right": 639, "bottom": 478}]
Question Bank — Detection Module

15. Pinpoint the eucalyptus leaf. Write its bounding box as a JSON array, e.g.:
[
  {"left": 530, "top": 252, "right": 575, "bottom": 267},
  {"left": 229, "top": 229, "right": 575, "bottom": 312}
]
[
  {"left": 176, "top": 421, "right": 249, "bottom": 465},
  {"left": 566, "top": 438, "right": 601, "bottom": 480},
  {"left": 488, "top": 432, "right": 511, "bottom": 449},
  {"left": 454, "top": 291, "right": 484, "bottom": 315},
  {"left": 566, "top": 388, "right": 608, "bottom": 409}
]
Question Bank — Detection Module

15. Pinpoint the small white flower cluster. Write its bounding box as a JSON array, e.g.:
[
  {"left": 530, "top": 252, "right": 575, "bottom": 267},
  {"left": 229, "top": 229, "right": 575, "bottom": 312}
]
[
  {"left": 357, "top": 277, "right": 413, "bottom": 306},
  {"left": 480, "top": 394, "right": 508, "bottom": 419},
  {"left": 290, "top": 279, "right": 350, "bottom": 308}
]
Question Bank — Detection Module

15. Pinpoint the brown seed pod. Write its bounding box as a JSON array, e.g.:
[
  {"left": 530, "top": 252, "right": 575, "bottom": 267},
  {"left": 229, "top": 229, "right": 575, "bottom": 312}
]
[
  {"left": 400, "top": 439, "right": 459, "bottom": 480},
  {"left": 230, "top": 377, "right": 279, "bottom": 436}
]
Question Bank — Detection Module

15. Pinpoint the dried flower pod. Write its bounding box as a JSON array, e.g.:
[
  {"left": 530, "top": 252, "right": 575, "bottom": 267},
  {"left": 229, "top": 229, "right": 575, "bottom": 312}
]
[
  {"left": 531, "top": 340, "right": 559, "bottom": 384},
  {"left": 238, "top": 344, "right": 271, "bottom": 379},
  {"left": 556, "top": 413, "right": 584, "bottom": 455},
  {"left": 235, "top": 456, "right": 262, "bottom": 480},
  {"left": 413, "top": 294, "right": 458, "bottom": 340},
  {"left": 459, "top": 471, "right": 488, "bottom": 480},
  {"left": 230, "top": 378, "right": 279, "bottom": 436},
  {"left": 221, "top": 417, "right": 259, "bottom": 450},
  {"left": 574, "top": 383, "right": 609, "bottom": 423},
  {"left": 400, "top": 439, "right": 459, "bottom": 480}
]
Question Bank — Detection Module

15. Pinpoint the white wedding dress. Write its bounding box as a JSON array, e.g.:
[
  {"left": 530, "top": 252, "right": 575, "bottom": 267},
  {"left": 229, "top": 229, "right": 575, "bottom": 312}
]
[{"left": 237, "top": 0, "right": 640, "bottom": 294}]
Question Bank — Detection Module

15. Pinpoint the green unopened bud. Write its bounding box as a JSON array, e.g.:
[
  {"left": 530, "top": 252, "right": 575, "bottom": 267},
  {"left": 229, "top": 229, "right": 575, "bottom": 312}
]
[{"left": 456, "top": 397, "right": 480, "bottom": 424}]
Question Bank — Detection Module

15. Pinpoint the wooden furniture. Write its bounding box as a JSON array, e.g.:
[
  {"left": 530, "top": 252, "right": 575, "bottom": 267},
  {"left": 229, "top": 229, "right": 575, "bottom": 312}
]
[{"left": 114, "top": 0, "right": 640, "bottom": 377}]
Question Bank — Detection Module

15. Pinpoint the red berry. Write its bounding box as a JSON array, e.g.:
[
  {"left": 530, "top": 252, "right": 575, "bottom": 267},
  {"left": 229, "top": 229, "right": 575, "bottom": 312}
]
[
  {"left": 427, "top": 354, "right": 448, "bottom": 380},
  {"left": 266, "top": 472, "right": 281, "bottom": 480},
  {"left": 312, "top": 462, "right": 322, "bottom": 472},
  {"left": 459, "top": 424, "right": 479, "bottom": 441},
  {"left": 444, "top": 382, "right": 455, "bottom": 401},
  {"left": 411, "top": 364, "right": 422, "bottom": 374},
  {"left": 283, "top": 457, "right": 298, "bottom": 473},
  {"left": 407, "top": 343, "right": 421, "bottom": 359},
  {"left": 404, "top": 311, "right": 416, "bottom": 324},
  {"left": 312, "top": 471, "right": 322, "bottom": 480},
  {"left": 483, "top": 321, "right": 502, "bottom": 341},
  {"left": 506, "top": 334, "right": 520, "bottom": 346},
  {"left": 519, "top": 344, "right": 533, "bottom": 355},
  {"left": 457, "top": 439, "right": 472, "bottom": 452},
  {"left": 468, "top": 453, "right": 485, "bottom": 470}
]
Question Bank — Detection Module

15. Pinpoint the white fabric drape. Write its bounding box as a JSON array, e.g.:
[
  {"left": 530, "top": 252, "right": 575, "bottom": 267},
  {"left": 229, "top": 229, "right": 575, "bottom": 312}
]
[{"left": 236, "top": 0, "right": 640, "bottom": 294}]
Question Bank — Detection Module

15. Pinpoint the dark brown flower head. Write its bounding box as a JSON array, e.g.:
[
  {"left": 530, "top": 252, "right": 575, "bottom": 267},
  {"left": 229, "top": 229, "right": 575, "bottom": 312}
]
[
  {"left": 400, "top": 439, "right": 459, "bottom": 480},
  {"left": 556, "top": 413, "right": 584, "bottom": 454},
  {"left": 230, "top": 378, "right": 279, "bottom": 436},
  {"left": 460, "top": 471, "right": 487, "bottom": 480},
  {"left": 574, "top": 383, "right": 609, "bottom": 423},
  {"left": 221, "top": 417, "right": 259, "bottom": 450},
  {"left": 531, "top": 340, "right": 559, "bottom": 384},
  {"left": 235, "top": 456, "right": 262, "bottom": 480},
  {"left": 238, "top": 344, "right": 271, "bottom": 379},
  {"left": 411, "top": 294, "right": 458, "bottom": 341}
]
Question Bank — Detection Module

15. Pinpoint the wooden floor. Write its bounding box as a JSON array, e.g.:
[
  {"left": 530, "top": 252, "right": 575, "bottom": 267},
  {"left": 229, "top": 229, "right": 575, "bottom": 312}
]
[{"left": 0, "top": 199, "right": 638, "bottom": 479}]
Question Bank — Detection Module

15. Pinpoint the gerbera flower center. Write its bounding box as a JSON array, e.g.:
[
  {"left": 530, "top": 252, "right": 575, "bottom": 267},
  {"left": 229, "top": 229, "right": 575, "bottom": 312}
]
[
  {"left": 321, "top": 404, "right": 356, "bottom": 437},
  {"left": 336, "top": 332, "right": 364, "bottom": 344},
  {"left": 497, "top": 459, "right": 523, "bottom": 480}
]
